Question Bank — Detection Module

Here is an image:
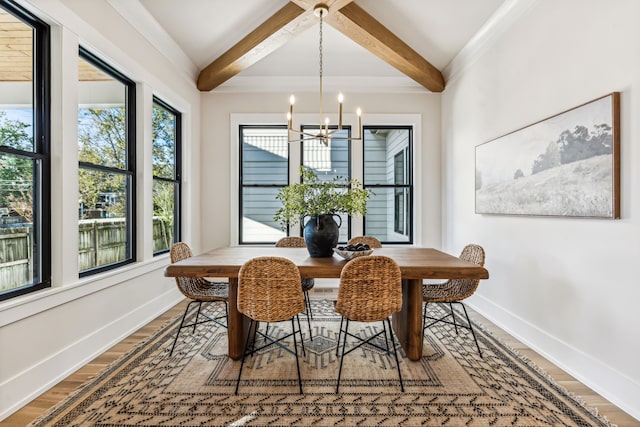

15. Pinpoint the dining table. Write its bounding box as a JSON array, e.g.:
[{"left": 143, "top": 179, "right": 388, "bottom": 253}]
[{"left": 164, "top": 246, "right": 489, "bottom": 361}]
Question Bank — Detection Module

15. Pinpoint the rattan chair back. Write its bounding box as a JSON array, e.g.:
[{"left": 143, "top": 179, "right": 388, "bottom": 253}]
[
  {"left": 170, "top": 242, "right": 228, "bottom": 302},
  {"left": 347, "top": 235, "right": 383, "bottom": 248},
  {"left": 238, "top": 257, "right": 305, "bottom": 323},
  {"left": 423, "top": 244, "right": 485, "bottom": 302},
  {"left": 275, "top": 236, "right": 306, "bottom": 248},
  {"left": 336, "top": 255, "right": 402, "bottom": 322}
]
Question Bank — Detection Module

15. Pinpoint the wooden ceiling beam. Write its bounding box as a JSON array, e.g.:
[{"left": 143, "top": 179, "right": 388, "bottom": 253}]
[
  {"left": 196, "top": 0, "right": 445, "bottom": 92},
  {"left": 197, "top": 2, "right": 313, "bottom": 91},
  {"left": 325, "top": 2, "right": 445, "bottom": 92}
]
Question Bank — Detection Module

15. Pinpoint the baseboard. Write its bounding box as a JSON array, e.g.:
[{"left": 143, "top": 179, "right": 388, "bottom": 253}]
[
  {"left": 0, "top": 290, "right": 183, "bottom": 421},
  {"left": 469, "top": 294, "right": 640, "bottom": 422}
]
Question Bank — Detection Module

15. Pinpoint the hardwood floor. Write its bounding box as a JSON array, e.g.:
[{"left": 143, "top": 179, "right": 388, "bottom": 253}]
[{"left": 3, "top": 292, "right": 638, "bottom": 426}]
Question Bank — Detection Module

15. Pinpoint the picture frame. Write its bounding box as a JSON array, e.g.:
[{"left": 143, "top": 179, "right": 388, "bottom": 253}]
[{"left": 475, "top": 92, "right": 620, "bottom": 218}]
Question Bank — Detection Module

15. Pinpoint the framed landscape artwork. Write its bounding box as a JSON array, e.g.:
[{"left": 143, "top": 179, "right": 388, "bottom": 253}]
[{"left": 475, "top": 92, "right": 620, "bottom": 218}]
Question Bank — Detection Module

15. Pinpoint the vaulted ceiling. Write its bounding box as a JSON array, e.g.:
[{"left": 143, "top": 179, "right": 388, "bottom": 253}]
[
  {"left": 138, "top": 0, "right": 506, "bottom": 93},
  {"left": 0, "top": 1, "right": 507, "bottom": 91}
]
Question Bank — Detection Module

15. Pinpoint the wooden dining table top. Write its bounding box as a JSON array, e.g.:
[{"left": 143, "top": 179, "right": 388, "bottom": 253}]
[{"left": 164, "top": 246, "right": 489, "bottom": 280}]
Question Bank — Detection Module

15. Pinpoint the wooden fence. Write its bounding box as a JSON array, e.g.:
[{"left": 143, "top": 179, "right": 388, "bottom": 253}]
[{"left": 1, "top": 217, "right": 173, "bottom": 292}]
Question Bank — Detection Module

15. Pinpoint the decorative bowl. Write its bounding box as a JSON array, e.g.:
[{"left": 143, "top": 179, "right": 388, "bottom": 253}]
[{"left": 333, "top": 248, "right": 374, "bottom": 260}]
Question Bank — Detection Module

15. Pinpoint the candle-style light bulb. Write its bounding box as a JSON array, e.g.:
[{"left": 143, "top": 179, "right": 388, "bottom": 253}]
[
  {"left": 338, "top": 93, "right": 344, "bottom": 129},
  {"left": 324, "top": 117, "right": 330, "bottom": 137},
  {"left": 288, "top": 95, "right": 295, "bottom": 130},
  {"left": 356, "top": 107, "right": 362, "bottom": 139}
]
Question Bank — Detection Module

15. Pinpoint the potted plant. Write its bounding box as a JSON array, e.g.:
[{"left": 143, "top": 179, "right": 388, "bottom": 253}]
[{"left": 274, "top": 166, "right": 370, "bottom": 257}]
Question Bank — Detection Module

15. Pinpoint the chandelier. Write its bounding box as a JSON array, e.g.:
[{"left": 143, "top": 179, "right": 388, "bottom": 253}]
[{"left": 287, "top": 3, "right": 362, "bottom": 146}]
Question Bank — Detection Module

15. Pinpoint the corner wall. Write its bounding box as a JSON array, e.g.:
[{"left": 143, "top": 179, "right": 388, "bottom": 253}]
[{"left": 441, "top": 0, "right": 640, "bottom": 419}]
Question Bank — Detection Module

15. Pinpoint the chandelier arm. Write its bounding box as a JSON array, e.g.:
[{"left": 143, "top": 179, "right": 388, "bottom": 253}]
[{"left": 287, "top": 4, "right": 362, "bottom": 146}]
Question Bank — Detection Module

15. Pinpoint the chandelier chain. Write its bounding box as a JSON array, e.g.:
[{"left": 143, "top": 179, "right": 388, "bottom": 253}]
[{"left": 319, "top": 9, "right": 323, "bottom": 79}]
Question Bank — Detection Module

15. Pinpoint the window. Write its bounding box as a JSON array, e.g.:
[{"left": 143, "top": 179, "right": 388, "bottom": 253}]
[
  {"left": 78, "top": 48, "right": 135, "bottom": 275},
  {"left": 0, "top": 1, "right": 50, "bottom": 301},
  {"left": 152, "top": 97, "right": 181, "bottom": 255},
  {"left": 363, "top": 126, "right": 413, "bottom": 244},
  {"left": 301, "top": 126, "right": 351, "bottom": 242},
  {"left": 239, "top": 125, "right": 288, "bottom": 244}
]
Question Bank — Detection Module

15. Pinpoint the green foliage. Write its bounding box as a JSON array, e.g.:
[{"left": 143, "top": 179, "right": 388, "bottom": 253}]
[
  {"left": 151, "top": 103, "right": 176, "bottom": 179},
  {"left": 0, "top": 111, "right": 33, "bottom": 216},
  {"left": 274, "top": 166, "right": 370, "bottom": 228}
]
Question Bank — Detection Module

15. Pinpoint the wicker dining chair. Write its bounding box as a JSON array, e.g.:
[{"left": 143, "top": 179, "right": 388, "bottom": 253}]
[
  {"left": 235, "top": 256, "right": 307, "bottom": 394},
  {"left": 347, "top": 235, "right": 383, "bottom": 248},
  {"left": 422, "top": 244, "right": 486, "bottom": 357},
  {"left": 334, "top": 255, "right": 404, "bottom": 393},
  {"left": 275, "top": 236, "right": 315, "bottom": 337},
  {"left": 169, "top": 242, "right": 229, "bottom": 356}
]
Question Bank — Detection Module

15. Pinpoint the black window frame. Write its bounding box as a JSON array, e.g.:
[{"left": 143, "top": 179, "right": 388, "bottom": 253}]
[
  {"left": 362, "top": 125, "right": 414, "bottom": 245},
  {"left": 0, "top": 0, "right": 51, "bottom": 301},
  {"left": 78, "top": 47, "right": 136, "bottom": 277},
  {"left": 238, "top": 124, "right": 290, "bottom": 245},
  {"left": 151, "top": 96, "right": 181, "bottom": 256}
]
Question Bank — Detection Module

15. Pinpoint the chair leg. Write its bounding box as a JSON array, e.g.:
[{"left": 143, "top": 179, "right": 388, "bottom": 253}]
[
  {"left": 235, "top": 319, "right": 255, "bottom": 395},
  {"left": 303, "top": 292, "right": 313, "bottom": 340},
  {"left": 458, "top": 303, "right": 482, "bottom": 358},
  {"left": 305, "top": 290, "right": 314, "bottom": 320},
  {"left": 386, "top": 318, "right": 404, "bottom": 392},
  {"left": 169, "top": 300, "right": 197, "bottom": 356},
  {"left": 382, "top": 319, "right": 390, "bottom": 351},
  {"left": 295, "top": 315, "right": 306, "bottom": 357},
  {"left": 336, "top": 316, "right": 344, "bottom": 356},
  {"left": 193, "top": 302, "right": 204, "bottom": 333},
  {"left": 291, "top": 318, "right": 303, "bottom": 394},
  {"left": 422, "top": 301, "right": 428, "bottom": 335},
  {"left": 336, "top": 318, "right": 349, "bottom": 393},
  {"left": 449, "top": 302, "right": 458, "bottom": 334}
]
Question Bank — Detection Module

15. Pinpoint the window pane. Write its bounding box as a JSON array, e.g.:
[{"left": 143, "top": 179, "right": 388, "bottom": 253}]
[
  {"left": 242, "top": 128, "right": 288, "bottom": 185},
  {"left": 78, "top": 169, "right": 128, "bottom": 270},
  {"left": 153, "top": 180, "right": 175, "bottom": 253},
  {"left": 364, "top": 127, "right": 412, "bottom": 244},
  {"left": 78, "top": 107, "right": 126, "bottom": 168},
  {"left": 302, "top": 127, "right": 349, "bottom": 180},
  {"left": 78, "top": 57, "right": 126, "bottom": 169},
  {"left": 242, "top": 187, "right": 285, "bottom": 243},
  {"left": 0, "top": 154, "right": 36, "bottom": 291},
  {"left": 0, "top": 9, "right": 34, "bottom": 151},
  {"left": 364, "top": 188, "right": 410, "bottom": 243},
  {"left": 152, "top": 102, "right": 176, "bottom": 179}
]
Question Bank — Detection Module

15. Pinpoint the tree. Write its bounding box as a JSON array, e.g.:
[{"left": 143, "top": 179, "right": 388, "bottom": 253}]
[
  {"left": 532, "top": 141, "right": 561, "bottom": 175},
  {"left": 514, "top": 169, "right": 524, "bottom": 179},
  {"left": 0, "top": 111, "right": 33, "bottom": 218},
  {"left": 78, "top": 108, "right": 127, "bottom": 218}
]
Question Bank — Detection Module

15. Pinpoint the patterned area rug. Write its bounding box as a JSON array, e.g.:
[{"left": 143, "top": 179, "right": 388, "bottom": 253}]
[{"left": 29, "top": 300, "right": 615, "bottom": 426}]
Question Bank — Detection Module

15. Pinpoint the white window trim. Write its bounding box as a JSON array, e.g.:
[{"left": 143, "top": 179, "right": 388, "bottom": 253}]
[{"left": 230, "top": 113, "right": 421, "bottom": 246}]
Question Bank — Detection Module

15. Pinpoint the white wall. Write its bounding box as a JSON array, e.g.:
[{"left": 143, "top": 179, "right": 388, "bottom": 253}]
[
  {"left": 200, "top": 92, "right": 442, "bottom": 251},
  {"left": 442, "top": 0, "right": 640, "bottom": 419},
  {"left": 0, "top": 0, "right": 201, "bottom": 420}
]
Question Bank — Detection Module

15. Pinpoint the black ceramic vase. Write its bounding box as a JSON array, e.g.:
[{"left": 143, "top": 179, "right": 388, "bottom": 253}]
[{"left": 303, "top": 214, "right": 341, "bottom": 257}]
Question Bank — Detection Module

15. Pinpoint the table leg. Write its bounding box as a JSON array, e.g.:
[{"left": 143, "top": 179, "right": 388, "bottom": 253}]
[
  {"left": 391, "top": 278, "right": 423, "bottom": 361},
  {"left": 227, "top": 277, "right": 251, "bottom": 360}
]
